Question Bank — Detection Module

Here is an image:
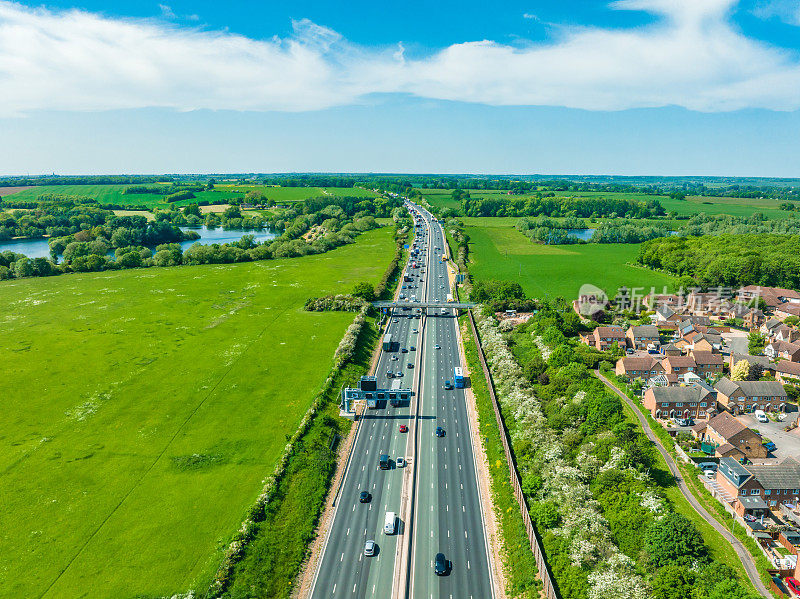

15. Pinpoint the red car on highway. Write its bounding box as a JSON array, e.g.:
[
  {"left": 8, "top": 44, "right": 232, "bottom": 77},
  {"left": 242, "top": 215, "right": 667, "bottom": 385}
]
[{"left": 399, "top": 425, "right": 408, "bottom": 433}]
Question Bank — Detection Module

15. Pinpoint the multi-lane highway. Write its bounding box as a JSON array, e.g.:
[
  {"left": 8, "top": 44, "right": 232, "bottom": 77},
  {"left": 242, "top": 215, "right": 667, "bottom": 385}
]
[{"left": 309, "top": 202, "right": 493, "bottom": 599}]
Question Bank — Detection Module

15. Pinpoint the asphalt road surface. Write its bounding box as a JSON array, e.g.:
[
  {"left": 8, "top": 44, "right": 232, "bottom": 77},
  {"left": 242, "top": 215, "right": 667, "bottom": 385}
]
[{"left": 310, "top": 202, "right": 492, "bottom": 599}]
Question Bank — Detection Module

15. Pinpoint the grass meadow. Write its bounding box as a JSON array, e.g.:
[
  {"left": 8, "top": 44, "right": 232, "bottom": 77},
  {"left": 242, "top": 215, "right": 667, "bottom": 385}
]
[
  {"left": 420, "top": 187, "right": 792, "bottom": 220},
  {"left": 0, "top": 227, "right": 394, "bottom": 598},
  {"left": 465, "top": 220, "right": 676, "bottom": 299},
  {"left": 4, "top": 184, "right": 378, "bottom": 209}
]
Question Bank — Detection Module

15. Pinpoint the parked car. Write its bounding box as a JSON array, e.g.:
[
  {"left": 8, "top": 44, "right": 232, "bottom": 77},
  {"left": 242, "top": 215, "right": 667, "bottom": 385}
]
[
  {"left": 764, "top": 441, "right": 777, "bottom": 453},
  {"left": 786, "top": 577, "right": 800, "bottom": 595},
  {"left": 698, "top": 462, "right": 717, "bottom": 472},
  {"left": 676, "top": 417, "right": 694, "bottom": 427}
]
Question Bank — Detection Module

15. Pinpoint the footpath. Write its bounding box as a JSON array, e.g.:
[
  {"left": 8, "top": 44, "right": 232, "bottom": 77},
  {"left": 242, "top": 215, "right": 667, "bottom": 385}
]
[{"left": 595, "top": 370, "right": 771, "bottom": 599}]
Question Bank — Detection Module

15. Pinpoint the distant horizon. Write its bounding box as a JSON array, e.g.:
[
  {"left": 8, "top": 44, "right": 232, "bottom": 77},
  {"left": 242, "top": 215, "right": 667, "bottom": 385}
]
[{"left": 4, "top": 172, "right": 800, "bottom": 182}]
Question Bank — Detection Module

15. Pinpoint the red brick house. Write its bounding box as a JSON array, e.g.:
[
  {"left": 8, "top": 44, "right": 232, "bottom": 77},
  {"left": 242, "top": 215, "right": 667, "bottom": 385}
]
[
  {"left": 690, "top": 350, "right": 724, "bottom": 378},
  {"left": 691, "top": 411, "right": 767, "bottom": 460},
  {"left": 615, "top": 356, "right": 665, "bottom": 380},
  {"left": 643, "top": 385, "right": 716, "bottom": 420},
  {"left": 765, "top": 341, "right": 800, "bottom": 362},
  {"left": 664, "top": 355, "right": 697, "bottom": 375},
  {"left": 716, "top": 456, "right": 800, "bottom": 518},
  {"left": 580, "top": 326, "right": 626, "bottom": 352},
  {"left": 714, "top": 378, "right": 788, "bottom": 414}
]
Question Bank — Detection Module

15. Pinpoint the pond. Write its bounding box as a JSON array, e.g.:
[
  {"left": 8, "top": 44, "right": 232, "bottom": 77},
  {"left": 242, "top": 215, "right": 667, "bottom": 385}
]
[
  {"left": 0, "top": 226, "right": 278, "bottom": 260},
  {"left": 564, "top": 228, "right": 679, "bottom": 241}
]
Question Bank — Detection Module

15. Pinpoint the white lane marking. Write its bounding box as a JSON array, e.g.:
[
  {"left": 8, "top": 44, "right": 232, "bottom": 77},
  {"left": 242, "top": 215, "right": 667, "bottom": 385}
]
[
  {"left": 340, "top": 552, "right": 344, "bottom": 561},
  {"left": 347, "top": 528, "right": 350, "bottom": 535},
  {"left": 333, "top": 583, "right": 336, "bottom": 594}
]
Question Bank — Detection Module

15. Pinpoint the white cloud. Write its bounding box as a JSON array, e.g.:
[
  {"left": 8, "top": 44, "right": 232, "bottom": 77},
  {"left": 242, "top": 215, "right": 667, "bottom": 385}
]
[
  {"left": 753, "top": 0, "right": 800, "bottom": 25},
  {"left": 0, "top": 0, "right": 799, "bottom": 116}
]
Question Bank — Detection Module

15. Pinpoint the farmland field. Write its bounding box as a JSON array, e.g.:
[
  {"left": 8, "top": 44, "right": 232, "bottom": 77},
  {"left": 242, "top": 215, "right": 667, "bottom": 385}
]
[
  {"left": 424, "top": 188, "right": 792, "bottom": 220},
  {"left": 3, "top": 184, "right": 378, "bottom": 209},
  {"left": 0, "top": 226, "right": 394, "bottom": 598},
  {"left": 465, "top": 220, "right": 676, "bottom": 299}
]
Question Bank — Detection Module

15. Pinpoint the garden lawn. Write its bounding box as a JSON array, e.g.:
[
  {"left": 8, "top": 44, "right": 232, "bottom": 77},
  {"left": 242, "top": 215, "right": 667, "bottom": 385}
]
[
  {"left": 0, "top": 227, "right": 394, "bottom": 599},
  {"left": 465, "top": 221, "right": 676, "bottom": 299}
]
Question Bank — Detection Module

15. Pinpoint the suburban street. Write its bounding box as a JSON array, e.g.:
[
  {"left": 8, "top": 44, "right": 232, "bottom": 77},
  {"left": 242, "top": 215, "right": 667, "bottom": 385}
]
[{"left": 309, "top": 202, "right": 493, "bottom": 598}]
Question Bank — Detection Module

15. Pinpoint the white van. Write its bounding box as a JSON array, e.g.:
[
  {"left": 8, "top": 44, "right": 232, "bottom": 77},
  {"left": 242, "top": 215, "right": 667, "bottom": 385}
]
[
  {"left": 755, "top": 409, "right": 768, "bottom": 423},
  {"left": 384, "top": 511, "right": 396, "bottom": 535}
]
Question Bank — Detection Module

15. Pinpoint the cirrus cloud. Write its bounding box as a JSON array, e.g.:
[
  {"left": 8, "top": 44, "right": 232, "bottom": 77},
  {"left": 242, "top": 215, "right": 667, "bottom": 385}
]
[{"left": 0, "top": 0, "right": 798, "bottom": 117}]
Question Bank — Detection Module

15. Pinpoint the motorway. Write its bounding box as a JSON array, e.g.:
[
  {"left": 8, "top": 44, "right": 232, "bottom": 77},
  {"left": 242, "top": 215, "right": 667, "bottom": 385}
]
[{"left": 310, "top": 202, "right": 493, "bottom": 599}]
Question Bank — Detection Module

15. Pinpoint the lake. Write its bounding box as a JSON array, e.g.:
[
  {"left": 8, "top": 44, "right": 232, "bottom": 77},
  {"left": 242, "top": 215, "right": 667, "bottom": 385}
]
[{"left": 0, "top": 226, "right": 278, "bottom": 260}]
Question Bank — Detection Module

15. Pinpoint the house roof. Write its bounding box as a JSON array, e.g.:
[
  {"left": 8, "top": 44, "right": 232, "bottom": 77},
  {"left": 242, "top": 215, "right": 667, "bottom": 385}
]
[
  {"left": 705, "top": 411, "right": 749, "bottom": 441},
  {"left": 620, "top": 356, "right": 662, "bottom": 370},
  {"left": 666, "top": 355, "right": 697, "bottom": 368},
  {"left": 716, "top": 376, "right": 787, "bottom": 398},
  {"left": 715, "top": 377, "right": 742, "bottom": 397},
  {"left": 720, "top": 456, "right": 752, "bottom": 485},
  {"left": 650, "top": 386, "right": 703, "bottom": 403},
  {"left": 769, "top": 340, "right": 800, "bottom": 355},
  {"left": 656, "top": 305, "right": 676, "bottom": 319},
  {"left": 765, "top": 318, "right": 784, "bottom": 331},
  {"left": 776, "top": 361, "right": 800, "bottom": 376},
  {"left": 595, "top": 326, "right": 625, "bottom": 339},
  {"left": 662, "top": 343, "right": 679, "bottom": 351},
  {"left": 747, "top": 457, "right": 800, "bottom": 491},
  {"left": 717, "top": 442, "right": 740, "bottom": 456},
  {"left": 692, "top": 350, "right": 723, "bottom": 365},
  {"left": 730, "top": 353, "right": 771, "bottom": 369},
  {"left": 630, "top": 324, "right": 659, "bottom": 338}
]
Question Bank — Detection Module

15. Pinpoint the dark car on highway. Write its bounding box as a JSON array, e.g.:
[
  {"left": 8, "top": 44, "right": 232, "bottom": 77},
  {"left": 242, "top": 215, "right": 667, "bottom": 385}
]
[
  {"left": 434, "top": 553, "right": 449, "bottom": 575},
  {"left": 435, "top": 427, "right": 445, "bottom": 437},
  {"left": 359, "top": 491, "right": 371, "bottom": 503}
]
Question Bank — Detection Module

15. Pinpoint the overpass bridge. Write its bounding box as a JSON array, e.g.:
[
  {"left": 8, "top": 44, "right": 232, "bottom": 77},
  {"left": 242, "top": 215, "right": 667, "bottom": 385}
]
[{"left": 372, "top": 301, "right": 477, "bottom": 309}]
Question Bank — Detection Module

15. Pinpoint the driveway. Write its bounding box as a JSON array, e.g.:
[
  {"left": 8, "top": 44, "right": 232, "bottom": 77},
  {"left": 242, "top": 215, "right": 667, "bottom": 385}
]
[{"left": 737, "top": 412, "right": 800, "bottom": 462}]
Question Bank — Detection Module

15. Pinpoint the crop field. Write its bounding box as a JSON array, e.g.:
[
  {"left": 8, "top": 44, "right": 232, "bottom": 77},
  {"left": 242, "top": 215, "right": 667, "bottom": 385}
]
[
  {"left": 465, "top": 220, "right": 676, "bottom": 299},
  {"left": 425, "top": 188, "right": 792, "bottom": 220},
  {"left": 5, "top": 184, "right": 243, "bottom": 208},
  {"left": 3, "top": 184, "right": 378, "bottom": 209},
  {"left": 0, "top": 227, "right": 394, "bottom": 598},
  {"left": 214, "top": 184, "right": 378, "bottom": 203}
]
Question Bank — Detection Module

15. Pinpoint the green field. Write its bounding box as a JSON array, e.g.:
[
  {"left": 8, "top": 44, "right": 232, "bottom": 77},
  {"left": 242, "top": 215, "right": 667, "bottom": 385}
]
[
  {"left": 0, "top": 227, "right": 394, "bottom": 598},
  {"left": 465, "top": 221, "right": 676, "bottom": 299},
  {"left": 4, "top": 184, "right": 378, "bottom": 209},
  {"left": 423, "top": 188, "right": 792, "bottom": 220}
]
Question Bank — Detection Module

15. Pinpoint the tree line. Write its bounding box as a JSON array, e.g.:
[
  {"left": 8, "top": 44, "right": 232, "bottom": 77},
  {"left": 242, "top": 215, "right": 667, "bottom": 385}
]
[{"left": 638, "top": 233, "right": 800, "bottom": 289}]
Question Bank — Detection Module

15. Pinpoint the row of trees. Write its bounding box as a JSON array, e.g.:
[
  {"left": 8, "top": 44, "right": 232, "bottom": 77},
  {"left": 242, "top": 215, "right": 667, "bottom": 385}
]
[
  {"left": 477, "top": 299, "right": 759, "bottom": 599},
  {"left": 638, "top": 234, "right": 800, "bottom": 289},
  {"left": 461, "top": 196, "right": 665, "bottom": 219}
]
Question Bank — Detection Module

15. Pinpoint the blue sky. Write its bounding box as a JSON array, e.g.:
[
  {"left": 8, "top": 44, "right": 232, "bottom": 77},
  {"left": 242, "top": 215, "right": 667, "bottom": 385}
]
[{"left": 1, "top": 0, "right": 799, "bottom": 176}]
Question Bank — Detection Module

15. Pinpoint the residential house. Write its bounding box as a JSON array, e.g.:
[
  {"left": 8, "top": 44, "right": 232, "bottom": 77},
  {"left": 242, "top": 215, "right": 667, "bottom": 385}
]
[
  {"left": 743, "top": 309, "right": 766, "bottom": 329},
  {"left": 664, "top": 355, "right": 697, "bottom": 376},
  {"left": 729, "top": 353, "right": 772, "bottom": 373},
  {"left": 654, "top": 304, "right": 683, "bottom": 324},
  {"left": 661, "top": 343, "right": 681, "bottom": 357},
  {"left": 580, "top": 326, "right": 626, "bottom": 351},
  {"left": 689, "top": 332, "right": 722, "bottom": 353},
  {"left": 644, "top": 293, "right": 681, "bottom": 311},
  {"left": 764, "top": 341, "right": 800, "bottom": 363},
  {"left": 686, "top": 291, "right": 726, "bottom": 316},
  {"left": 714, "top": 378, "right": 788, "bottom": 414},
  {"left": 716, "top": 456, "right": 800, "bottom": 518},
  {"left": 772, "top": 326, "right": 800, "bottom": 344},
  {"left": 626, "top": 325, "right": 660, "bottom": 350},
  {"left": 615, "top": 356, "right": 665, "bottom": 380},
  {"left": 762, "top": 318, "right": 785, "bottom": 337},
  {"left": 776, "top": 302, "right": 800, "bottom": 322},
  {"left": 643, "top": 385, "right": 716, "bottom": 420},
  {"left": 775, "top": 361, "right": 800, "bottom": 385},
  {"left": 691, "top": 411, "right": 767, "bottom": 460},
  {"left": 691, "top": 350, "right": 724, "bottom": 378},
  {"left": 738, "top": 286, "right": 800, "bottom": 310}
]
